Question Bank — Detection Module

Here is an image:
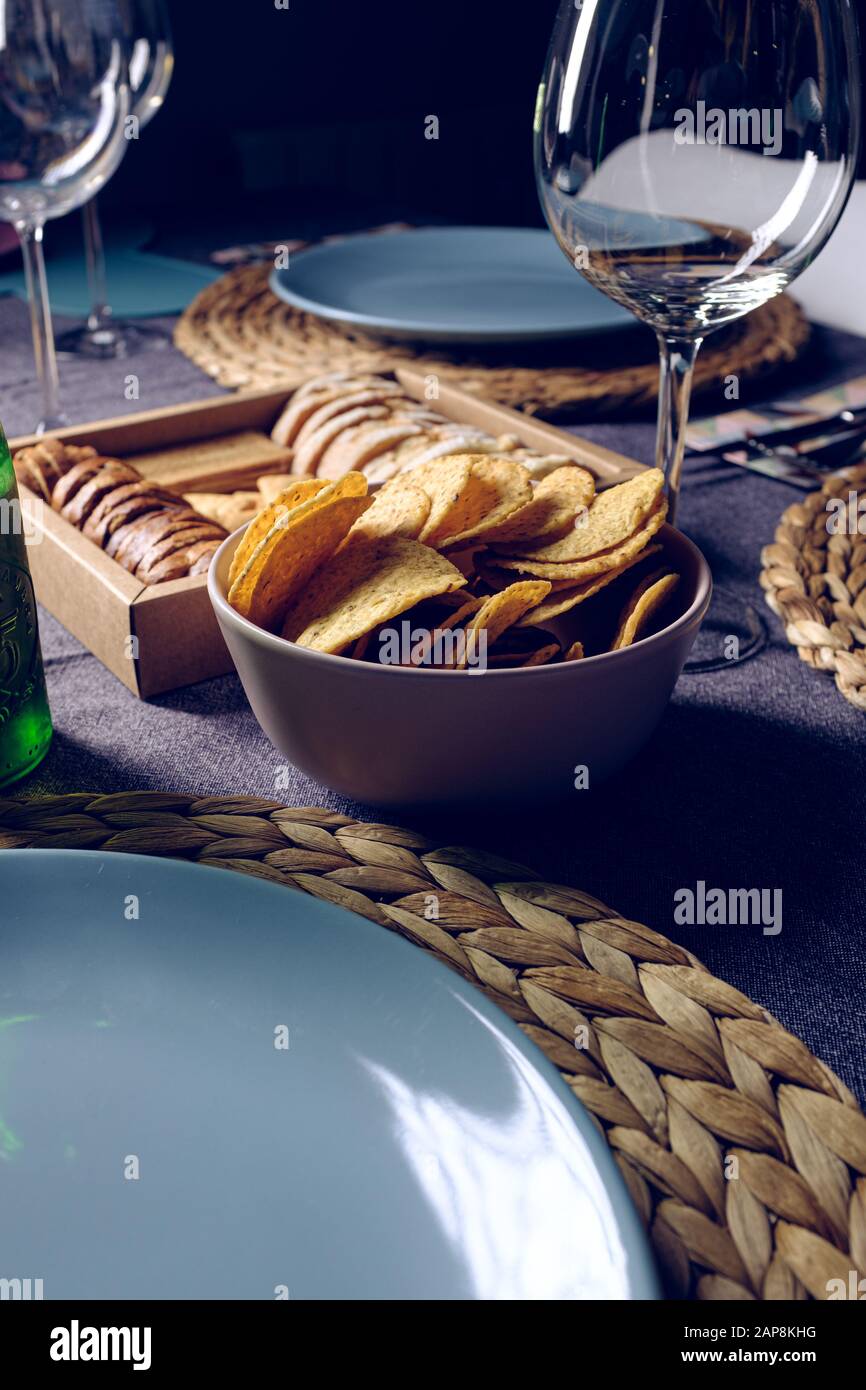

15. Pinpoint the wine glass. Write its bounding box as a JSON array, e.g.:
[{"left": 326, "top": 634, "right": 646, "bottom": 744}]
[
  {"left": 0, "top": 0, "right": 131, "bottom": 430},
  {"left": 535, "top": 0, "right": 862, "bottom": 526},
  {"left": 57, "top": 0, "right": 174, "bottom": 359}
]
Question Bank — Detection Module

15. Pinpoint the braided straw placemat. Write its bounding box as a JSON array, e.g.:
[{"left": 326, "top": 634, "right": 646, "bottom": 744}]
[
  {"left": 760, "top": 462, "right": 866, "bottom": 711},
  {"left": 173, "top": 263, "right": 809, "bottom": 417},
  {"left": 2, "top": 793, "right": 864, "bottom": 1301}
]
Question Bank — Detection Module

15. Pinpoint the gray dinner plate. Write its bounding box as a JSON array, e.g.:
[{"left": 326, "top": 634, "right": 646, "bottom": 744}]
[
  {"left": 0, "top": 850, "right": 660, "bottom": 1300},
  {"left": 269, "top": 226, "right": 634, "bottom": 342}
]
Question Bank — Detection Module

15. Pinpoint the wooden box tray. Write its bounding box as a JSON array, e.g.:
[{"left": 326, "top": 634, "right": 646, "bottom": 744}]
[{"left": 12, "top": 369, "right": 645, "bottom": 699}]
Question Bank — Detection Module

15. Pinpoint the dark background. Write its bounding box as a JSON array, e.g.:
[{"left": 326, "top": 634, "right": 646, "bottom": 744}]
[
  {"left": 101, "top": 0, "right": 866, "bottom": 255},
  {"left": 111, "top": 0, "right": 562, "bottom": 249}
]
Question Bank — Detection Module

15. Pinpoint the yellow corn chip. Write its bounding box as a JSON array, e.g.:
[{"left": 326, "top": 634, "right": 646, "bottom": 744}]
[
  {"left": 385, "top": 456, "right": 482, "bottom": 545},
  {"left": 228, "top": 477, "right": 331, "bottom": 587},
  {"left": 494, "top": 498, "right": 667, "bottom": 581},
  {"left": 435, "top": 456, "right": 533, "bottom": 548},
  {"left": 500, "top": 468, "right": 664, "bottom": 563},
  {"left": 612, "top": 571, "right": 680, "bottom": 650},
  {"left": 281, "top": 536, "right": 467, "bottom": 653},
  {"left": 522, "top": 642, "right": 561, "bottom": 667},
  {"left": 458, "top": 580, "right": 551, "bottom": 669},
  {"left": 482, "top": 465, "right": 596, "bottom": 545},
  {"left": 346, "top": 481, "right": 431, "bottom": 543},
  {"left": 433, "top": 595, "right": 483, "bottom": 630},
  {"left": 515, "top": 544, "right": 663, "bottom": 626},
  {"left": 229, "top": 475, "right": 372, "bottom": 631}
]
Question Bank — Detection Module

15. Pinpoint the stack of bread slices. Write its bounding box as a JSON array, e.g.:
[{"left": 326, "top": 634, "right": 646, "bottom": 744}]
[
  {"left": 271, "top": 372, "right": 573, "bottom": 484},
  {"left": 14, "top": 439, "right": 227, "bottom": 585}
]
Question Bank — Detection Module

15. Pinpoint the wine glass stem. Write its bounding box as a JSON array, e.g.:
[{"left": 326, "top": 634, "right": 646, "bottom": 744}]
[
  {"left": 656, "top": 335, "right": 702, "bottom": 526},
  {"left": 17, "top": 221, "right": 65, "bottom": 432},
  {"left": 83, "top": 196, "right": 111, "bottom": 333}
]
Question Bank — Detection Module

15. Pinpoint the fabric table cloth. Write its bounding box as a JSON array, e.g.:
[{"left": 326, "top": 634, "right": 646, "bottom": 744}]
[{"left": 2, "top": 293, "right": 863, "bottom": 1104}]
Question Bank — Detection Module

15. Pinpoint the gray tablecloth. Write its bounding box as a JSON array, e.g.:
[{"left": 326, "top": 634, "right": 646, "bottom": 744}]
[{"left": 4, "top": 292, "right": 864, "bottom": 1104}]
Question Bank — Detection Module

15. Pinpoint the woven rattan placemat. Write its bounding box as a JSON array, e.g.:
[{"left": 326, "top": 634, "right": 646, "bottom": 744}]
[
  {"left": 173, "top": 262, "right": 809, "bottom": 416},
  {"left": 2, "top": 792, "right": 864, "bottom": 1301},
  {"left": 760, "top": 462, "right": 866, "bottom": 711}
]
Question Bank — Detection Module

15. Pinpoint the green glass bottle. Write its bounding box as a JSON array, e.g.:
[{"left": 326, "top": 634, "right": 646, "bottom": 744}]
[{"left": 0, "top": 427, "right": 52, "bottom": 786}]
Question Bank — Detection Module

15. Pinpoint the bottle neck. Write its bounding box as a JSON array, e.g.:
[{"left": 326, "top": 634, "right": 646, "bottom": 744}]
[{"left": 0, "top": 426, "right": 14, "bottom": 499}]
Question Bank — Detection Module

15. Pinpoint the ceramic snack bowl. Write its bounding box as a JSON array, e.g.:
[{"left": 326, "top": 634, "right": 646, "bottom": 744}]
[{"left": 208, "top": 522, "right": 712, "bottom": 808}]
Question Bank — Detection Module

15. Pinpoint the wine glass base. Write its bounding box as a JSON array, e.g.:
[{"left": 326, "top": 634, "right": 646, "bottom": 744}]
[
  {"left": 682, "top": 585, "right": 768, "bottom": 674},
  {"left": 35, "top": 413, "right": 70, "bottom": 434},
  {"left": 56, "top": 320, "right": 172, "bottom": 360}
]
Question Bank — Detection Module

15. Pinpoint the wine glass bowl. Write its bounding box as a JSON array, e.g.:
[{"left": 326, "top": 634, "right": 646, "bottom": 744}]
[
  {"left": 0, "top": 0, "right": 132, "bottom": 430},
  {"left": 535, "top": 0, "right": 862, "bottom": 512},
  {"left": 127, "top": 11, "right": 174, "bottom": 130},
  {"left": 57, "top": 0, "right": 174, "bottom": 360},
  {"left": 0, "top": 9, "right": 129, "bottom": 225}
]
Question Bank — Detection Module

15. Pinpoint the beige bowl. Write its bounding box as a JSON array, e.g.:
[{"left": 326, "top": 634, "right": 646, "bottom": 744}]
[{"left": 208, "top": 524, "right": 712, "bottom": 808}]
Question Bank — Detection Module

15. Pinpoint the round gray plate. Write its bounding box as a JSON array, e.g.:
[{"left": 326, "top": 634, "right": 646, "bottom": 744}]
[
  {"left": 0, "top": 850, "right": 659, "bottom": 1300},
  {"left": 269, "top": 227, "right": 634, "bottom": 343}
]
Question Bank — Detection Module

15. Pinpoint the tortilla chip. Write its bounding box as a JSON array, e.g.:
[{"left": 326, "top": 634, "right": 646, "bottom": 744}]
[
  {"left": 346, "top": 481, "right": 431, "bottom": 543},
  {"left": 500, "top": 468, "right": 664, "bottom": 563},
  {"left": 522, "top": 642, "right": 561, "bottom": 667},
  {"left": 228, "top": 477, "right": 331, "bottom": 587},
  {"left": 458, "top": 580, "right": 551, "bottom": 669},
  {"left": 425, "top": 587, "right": 480, "bottom": 610},
  {"left": 612, "top": 571, "right": 680, "bottom": 650},
  {"left": 563, "top": 641, "right": 585, "bottom": 662},
  {"left": 493, "top": 498, "right": 667, "bottom": 581},
  {"left": 515, "top": 544, "right": 663, "bottom": 626},
  {"left": 481, "top": 465, "right": 596, "bottom": 545},
  {"left": 281, "top": 536, "right": 467, "bottom": 653},
  {"left": 382, "top": 456, "right": 482, "bottom": 546},
  {"left": 432, "top": 595, "right": 483, "bottom": 630},
  {"left": 228, "top": 475, "right": 372, "bottom": 630},
  {"left": 435, "top": 456, "right": 532, "bottom": 548},
  {"left": 257, "top": 474, "right": 296, "bottom": 504}
]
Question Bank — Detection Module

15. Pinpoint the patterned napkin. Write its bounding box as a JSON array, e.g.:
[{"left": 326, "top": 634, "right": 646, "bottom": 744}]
[{"left": 686, "top": 373, "right": 866, "bottom": 452}]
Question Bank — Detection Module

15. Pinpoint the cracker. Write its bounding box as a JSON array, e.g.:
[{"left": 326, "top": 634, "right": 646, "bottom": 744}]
[
  {"left": 184, "top": 491, "right": 260, "bottom": 533},
  {"left": 257, "top": 474, "right": 295, "bottom": 504}
]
